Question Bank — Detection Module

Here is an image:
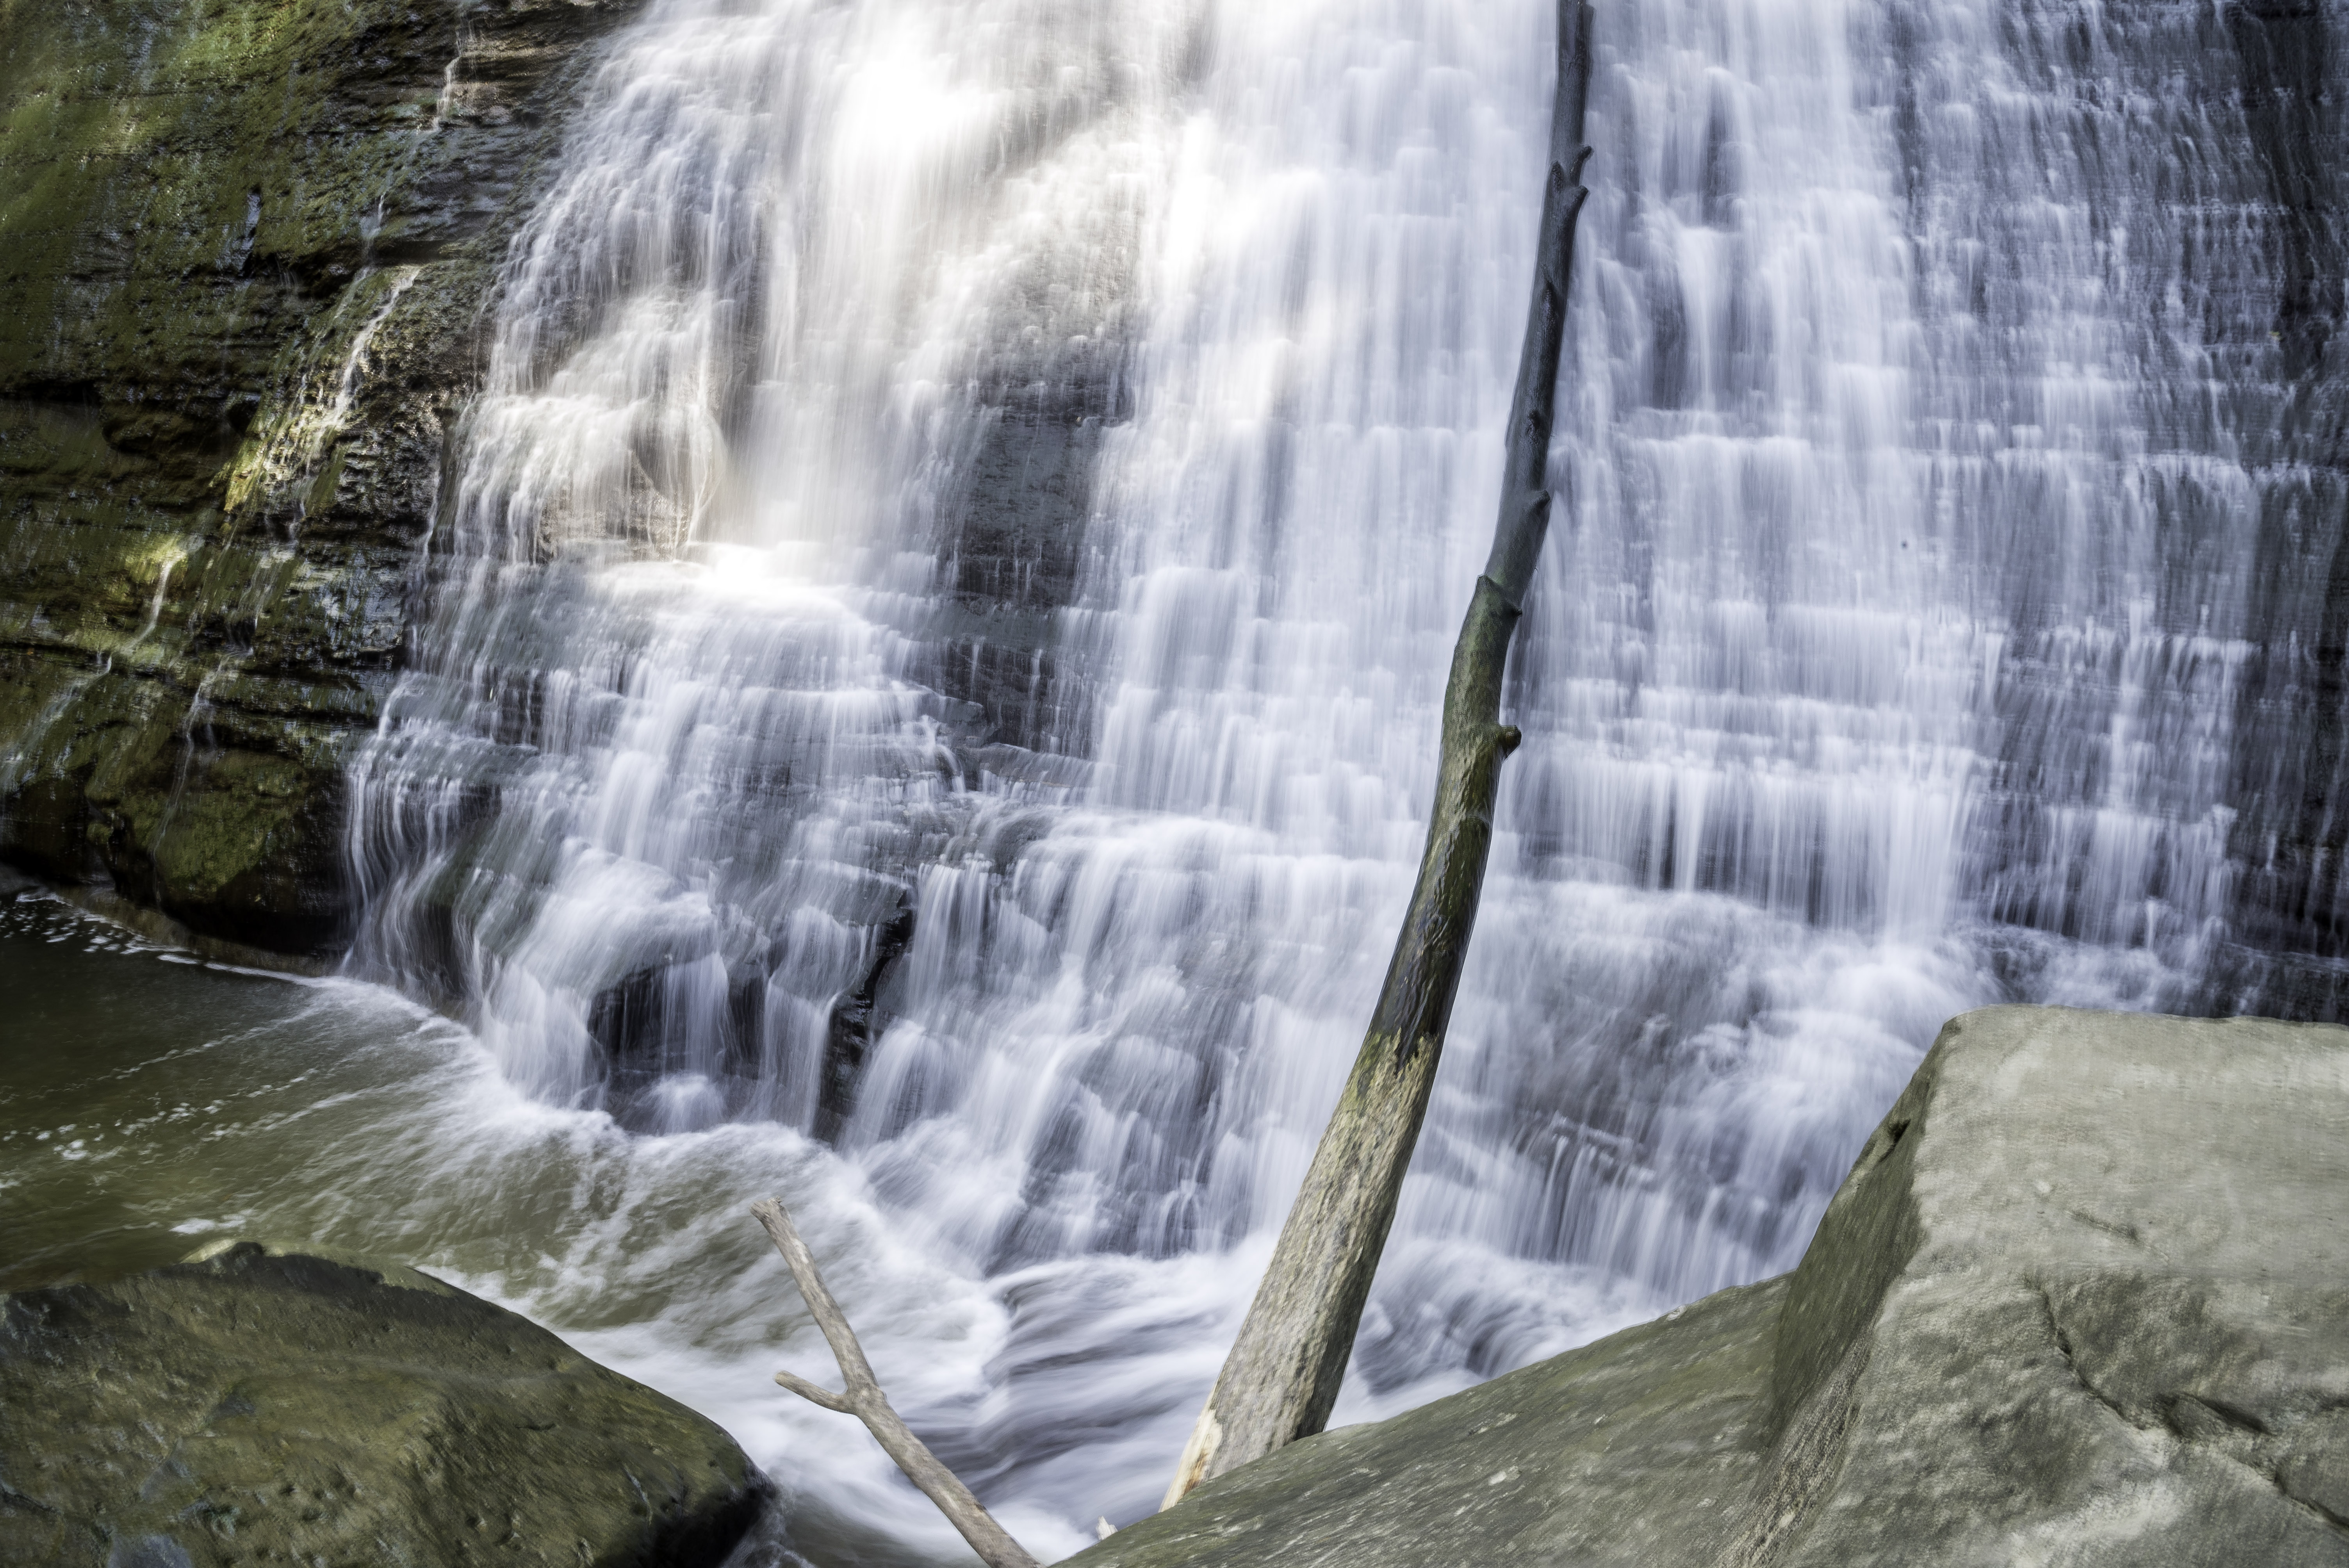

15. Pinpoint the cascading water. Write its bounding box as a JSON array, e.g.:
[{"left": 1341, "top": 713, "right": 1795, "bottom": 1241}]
[{"left": 311, "top": 0, "right": 2347, "bottom": 1554}]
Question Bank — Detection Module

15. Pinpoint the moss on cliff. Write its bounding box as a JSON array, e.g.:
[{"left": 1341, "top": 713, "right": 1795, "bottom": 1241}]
[{"left": 0, "top": 0, "right": 641, "bottom": 954}]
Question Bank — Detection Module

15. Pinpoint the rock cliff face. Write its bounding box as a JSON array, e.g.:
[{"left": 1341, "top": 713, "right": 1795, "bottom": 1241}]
[
  {"left": 0, "top": 1241, "right": 765, "bottom": 1566},
  {"left": 0, "top": 0, "right": 641, "bottom": 957},
  {"left": 1076, "top": 1006, "right": 2349, "bottom": 1567}
]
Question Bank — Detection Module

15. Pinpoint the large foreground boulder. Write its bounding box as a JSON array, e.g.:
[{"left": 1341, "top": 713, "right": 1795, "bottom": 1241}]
[
  {"left": 1076, "top": 1006, "right": 2349, "bottom": 1566},
  {"left": 0, "top": 1243, "right": 766, "bottom": 1567}
]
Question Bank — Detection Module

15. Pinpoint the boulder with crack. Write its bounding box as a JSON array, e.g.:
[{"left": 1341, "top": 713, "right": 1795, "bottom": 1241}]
[{"left": 1073, "top": 1006, "right": 2349, "bottom": 1567}]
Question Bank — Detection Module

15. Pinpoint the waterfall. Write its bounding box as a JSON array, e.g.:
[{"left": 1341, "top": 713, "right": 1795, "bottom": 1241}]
[{"left": 336, "top": 0, "right": 2344, "bottom": 1547}]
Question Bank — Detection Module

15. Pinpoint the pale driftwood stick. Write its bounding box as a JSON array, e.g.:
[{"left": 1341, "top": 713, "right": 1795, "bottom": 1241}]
[
  {"left": 751, "top": 1197, "right": 1040, "bottom": 1568},
  {"left": 1162, "top": 0, "right": 1597, "bottom": 1509}
]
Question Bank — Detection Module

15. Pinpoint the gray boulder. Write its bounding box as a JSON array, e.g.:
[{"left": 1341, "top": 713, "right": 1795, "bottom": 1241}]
[
  {"left": 0, "top": 1242, "right": 766, "bottom": 1567},
  {"left": 1075, "top": 1006, "right": 2349, "bottom": 1566}
]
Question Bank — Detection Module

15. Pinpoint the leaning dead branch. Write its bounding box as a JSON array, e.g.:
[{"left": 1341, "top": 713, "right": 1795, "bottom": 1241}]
[
  {"left": 1163, "top": 0, "right": 1599, "bottom": 1509},
  {"left": 751, "top": 1197, "right": 1040, "bottom": 1568}
]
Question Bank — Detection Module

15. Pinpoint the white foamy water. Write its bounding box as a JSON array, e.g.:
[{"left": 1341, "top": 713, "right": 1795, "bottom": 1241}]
[{"left": 310, "top": 0, "right": 2322, "bottom": 1556}]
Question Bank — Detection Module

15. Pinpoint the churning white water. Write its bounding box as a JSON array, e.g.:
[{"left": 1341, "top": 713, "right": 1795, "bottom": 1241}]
[{"left": 326, "top": 0, "right": 2314, "bottom": 1554}]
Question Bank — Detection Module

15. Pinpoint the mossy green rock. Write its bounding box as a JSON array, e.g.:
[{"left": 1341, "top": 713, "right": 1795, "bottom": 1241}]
[
  {"left": 1078, "top": 1007, "right": 2349, "bottom": 1566},
  {"left": 0, "top": 0, "right": 640, "bottom": 955},
  {"left": 0, "top": 1242, "right": 765, "bottom": 1566}
]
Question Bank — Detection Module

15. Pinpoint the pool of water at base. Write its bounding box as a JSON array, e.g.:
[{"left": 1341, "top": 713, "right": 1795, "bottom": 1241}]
[{"left": 0, "top": 879, "right": 1657, "bottom": 1564}]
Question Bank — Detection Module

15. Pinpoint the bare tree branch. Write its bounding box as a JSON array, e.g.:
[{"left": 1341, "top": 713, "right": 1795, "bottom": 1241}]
[
  {"left": 751, "top": 1197, "right": 1041, "bottom": 1568},
  {"left": 771, "top": 1368, "right": 855, "bottom": 1414}
]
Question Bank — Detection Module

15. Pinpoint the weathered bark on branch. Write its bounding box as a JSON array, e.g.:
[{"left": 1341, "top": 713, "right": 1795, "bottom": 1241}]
[
  {"left": 751, "top": 1197, "right": 1040, "bottom": 1568},
  {"left": 1162, "top": 0, "right": 1595, "bottom": 1509}
]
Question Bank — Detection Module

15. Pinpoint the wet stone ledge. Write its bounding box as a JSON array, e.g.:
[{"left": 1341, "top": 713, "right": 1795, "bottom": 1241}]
[{"left": 0, "top": 0, "right": 649, "bottom": 956}]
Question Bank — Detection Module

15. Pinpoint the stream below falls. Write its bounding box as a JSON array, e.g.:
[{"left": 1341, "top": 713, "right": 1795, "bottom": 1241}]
[{"left": 11, "top": 0, "right": 2349, "bottom": 1558}]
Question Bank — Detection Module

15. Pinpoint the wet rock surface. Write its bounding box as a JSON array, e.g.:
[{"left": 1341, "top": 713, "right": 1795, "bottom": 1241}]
[
  {"left": 0, "top": 1242, "right": 765, "bottom": 1567},
  {"left": 1076, "top": 1006, "right": 2349, "bottom": 1566},
  {"left": 0, "top": 0, "right": 645, "bottom": 956}
]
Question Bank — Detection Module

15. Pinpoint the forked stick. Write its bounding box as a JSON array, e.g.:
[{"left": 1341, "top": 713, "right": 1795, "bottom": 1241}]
[{"left": 750, "top": 1197, "right": 1040, "bottom": 1568}]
